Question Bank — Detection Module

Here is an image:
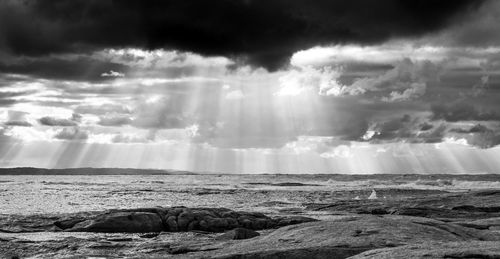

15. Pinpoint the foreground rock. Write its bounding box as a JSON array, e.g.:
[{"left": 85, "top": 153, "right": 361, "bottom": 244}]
[
  {"left": 208, "top": 215, "right": 500, "bottom": 259},
  {"left": 3, "top": 214, "right": 500, "bottom": 258},
  {"left": 54, "top": 207, "right": 317, "bottom": 233},
  {"left": 216, "top": 228, "right": 260, "bottom": 240},
  {"left": 67, "top": 212, "right": 164, "bottom": 233},
  {"left": 349, "top": 241, "right": 500, "bottom": 258}
]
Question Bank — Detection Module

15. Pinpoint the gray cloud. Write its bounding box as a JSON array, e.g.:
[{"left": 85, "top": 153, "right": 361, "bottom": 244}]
[
  {"left": 54, "top": 127, "right": 88, "bottom": 140},
  {"left": 98, "top": 114, "right": 132, "bottom": 127},
  {"left": 74, "top": 104, "right": 131, "bottom": 115},
  {"left": 368, "top": 114, "right": 446, "bottom": 144},
  {"left": 0, "top": 56, "right": 128, "bottom": 82},
  {"left": 448, "top": 124, "right": 500, "bottom": 148},
  {"left": 4, "top": 121, "right": 32, "bottom": 127},
  {"left": 130, "top": 96, "right": 192, "bottom": 129},
  {"left": 3, "top": 110, "right": 31, "bottom": 127},
  {"left": 39, "top": 116, "right": 78, "bottom": 126},
  {"left": 431, "top": 102, "right": 500, "bottom": 122}
]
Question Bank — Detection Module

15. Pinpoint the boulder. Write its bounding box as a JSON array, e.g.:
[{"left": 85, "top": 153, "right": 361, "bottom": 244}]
[
  {"left": 210, "top": 215, "right": 500, "bottom": 259},
  {"left": 55, "top": 207, "right": 316, "bottom": 233},
  {"left": 348, "top": 241, "right": 500, "bottom": 259},
  {"left": 165, "top": 216, "right": 178, "bottom": 232},
  {"left": 177, "top": 210, "right": 195, "bottom": 231},
  {"left": 67, "top": 212, "right": 163, "bottom": 233}
]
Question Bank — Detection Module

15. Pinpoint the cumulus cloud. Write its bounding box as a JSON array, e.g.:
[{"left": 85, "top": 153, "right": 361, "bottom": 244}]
[
  {"left": 283, "top": 136, "right": 351, "bottom": 155},
  {"left": 276, "top": 66, "right": 358, "bottom": 97},
  {"left": 95, "top": 49, "right": 232, "bottom": 69},
  {"left": 54, "top": 127, "right": 88, "bottom": 140},
  {"left": 291, "top": 44, "right": 444, "bottom": 67},
  {"left": 448, "top": 123, "right": 500, "bottom": 148},
  {"left": 290, "top": 43, "right": 500, "bottom": 70},
  {"left": 3, "top": 110, "right": 32, "bottom": 127},
  {"left": 464, "top": 131, "right": 500, "bottom": 148},
  {"left": 319, "top": 145, "right": 354, "bottom": 159},
  {"left": 381, "top": 82, "right": 427, "bottom": 102},
  {"left": 277, "top": 58, "right": 440, "bottom": 103},
  {"left": 101, "top": 70, "right": 124, "bottom": 77},
  {"left": 348, "top": 59, "right": 440, "bottom": 101},
  {"left": 364, "top": 115, "right": 446, "bottom": 144}
]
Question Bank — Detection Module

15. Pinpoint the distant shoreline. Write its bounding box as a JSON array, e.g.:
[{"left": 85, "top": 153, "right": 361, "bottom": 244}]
[
  {"left": 0, "top": 167, "right": 197, "bottom": 175},
  {"left": 0, "top": 167, "right": 499, "bottom": 178}
]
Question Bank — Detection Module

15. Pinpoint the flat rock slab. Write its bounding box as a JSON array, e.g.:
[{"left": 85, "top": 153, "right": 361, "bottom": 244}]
[
  {"left": 209, "top": 215, "right": 500, "bottom": 259},
  {"left": 305, "top": 190, "right": 500, "bottom": 221},
  {"left": 348, "top": 241, "right": 500, "bottom": 259},
  {"left": 454, "top": 217, "right": 500, "bottom": 230}
]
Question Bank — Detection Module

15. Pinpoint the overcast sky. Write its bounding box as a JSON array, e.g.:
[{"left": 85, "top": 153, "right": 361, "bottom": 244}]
[{"left": 1, "top": 0, "right": 500, "bottom": 173}]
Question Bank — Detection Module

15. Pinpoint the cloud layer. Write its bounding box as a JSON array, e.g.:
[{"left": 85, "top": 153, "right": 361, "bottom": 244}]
[{"left": 0, "top": 0, "right": 485, "bottom": 70}]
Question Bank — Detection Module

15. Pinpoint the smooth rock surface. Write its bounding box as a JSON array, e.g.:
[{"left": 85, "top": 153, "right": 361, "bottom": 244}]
[
  {"left": 209, "top": 215, "right": 500, "bottom": 259},
  {"left": 454, "top": 217, "right": 500, "bottom": 230},
  {"left": 306, "top": 189, "right": 500, "bottom": 222},
  {"left": 348, "top": 241, "right": 500, "bottom": 259}
]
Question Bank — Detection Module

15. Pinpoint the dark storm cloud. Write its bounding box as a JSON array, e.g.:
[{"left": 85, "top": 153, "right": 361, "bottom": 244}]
[
  {"left": 369, "top": 115, "right": 446, "bottom": 144},
  {"left": 450, "top": 124, "right": 490, "bottom": 134},
  {"left": 465, "top": 132, "right": 500, "bottom": 148},
  {"left": 449, "top": 124, "right": 500, "bottom": 148},
  {"left": 431, "top": 102, "right": 500, "bottom": 122},
  {"left": 0, "top": 0, "right": 485, "bottom": 71},
  {"left": 426, "top": 0, "right": 500, "bottom": 47}
]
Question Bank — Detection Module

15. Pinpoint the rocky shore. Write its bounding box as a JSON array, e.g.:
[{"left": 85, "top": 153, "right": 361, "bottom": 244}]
[{"left": 2, "top": 189, "right": 500, "bottom": 258}]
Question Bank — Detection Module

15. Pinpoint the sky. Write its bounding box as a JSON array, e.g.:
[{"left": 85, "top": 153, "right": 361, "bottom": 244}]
[{"left": 1, "top": 0, "right": 500, "bottom": 174}]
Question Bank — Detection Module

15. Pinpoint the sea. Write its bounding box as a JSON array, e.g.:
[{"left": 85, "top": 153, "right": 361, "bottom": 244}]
[{"left": 2, "top": 174, "right": 500, "bottom": 215}]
